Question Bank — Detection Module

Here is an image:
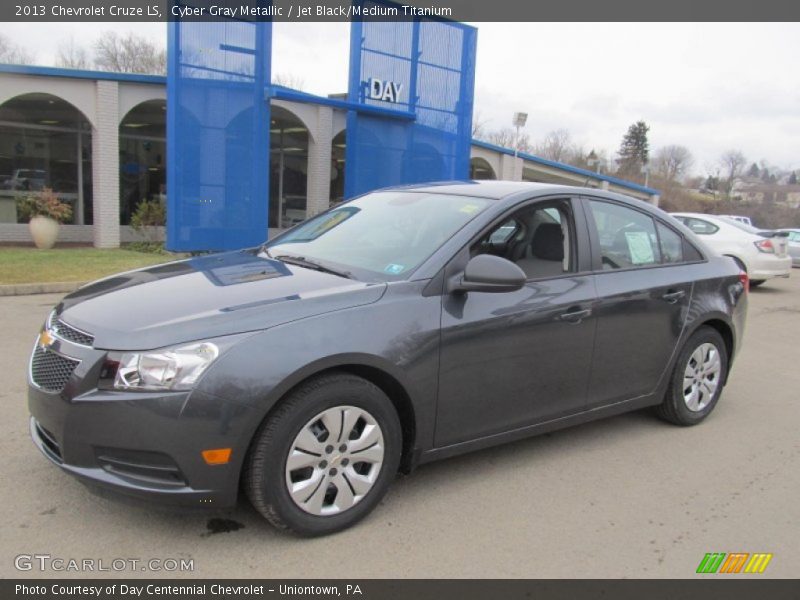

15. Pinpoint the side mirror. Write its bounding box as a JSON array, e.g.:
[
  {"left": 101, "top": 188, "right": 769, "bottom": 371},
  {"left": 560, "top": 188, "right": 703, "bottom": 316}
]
[{"left": 448, "top": 254, "right": 526, "bottom": 294}]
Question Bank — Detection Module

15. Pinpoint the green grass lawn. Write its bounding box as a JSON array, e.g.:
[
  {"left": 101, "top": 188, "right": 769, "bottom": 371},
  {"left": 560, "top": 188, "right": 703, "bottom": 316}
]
[{"left": 0, "top": 247, "right": 181, "bottom": 285}]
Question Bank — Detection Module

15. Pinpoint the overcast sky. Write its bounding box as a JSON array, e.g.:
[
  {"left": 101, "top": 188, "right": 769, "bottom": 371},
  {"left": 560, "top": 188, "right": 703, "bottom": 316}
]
[{"left": 4, "top": 22, "right": 798, "bottom": 175}]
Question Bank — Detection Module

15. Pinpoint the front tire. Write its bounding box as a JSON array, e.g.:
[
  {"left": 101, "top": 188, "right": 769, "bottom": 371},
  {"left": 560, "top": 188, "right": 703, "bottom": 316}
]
[
  {"left": 244, "top": 372, "right": 402, "bottom": 536},
  {"left": 657, "top": 326, "right": 728, "bottom": 426},
  {"left": 749, "top": 279, "right": 766, "bottom": 288}
]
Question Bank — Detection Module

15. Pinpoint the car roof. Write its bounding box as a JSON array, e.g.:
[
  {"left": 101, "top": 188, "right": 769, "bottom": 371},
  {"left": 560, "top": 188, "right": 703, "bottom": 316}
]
[
  {"left": 385, "top": 180, "right": 634, "bottom": 201},
  {"left": 671, "top": 212, "right": 722, "bottom": 221}
]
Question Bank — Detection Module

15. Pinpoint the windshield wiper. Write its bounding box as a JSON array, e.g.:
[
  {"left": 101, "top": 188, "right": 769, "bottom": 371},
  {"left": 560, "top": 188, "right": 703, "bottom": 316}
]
[{"left": 273, "top": 255, "right": 354, "bottom": 280}]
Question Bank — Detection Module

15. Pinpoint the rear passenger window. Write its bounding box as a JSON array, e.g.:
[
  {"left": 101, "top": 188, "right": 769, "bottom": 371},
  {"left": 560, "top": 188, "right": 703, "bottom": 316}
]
[
  {"left": 681, "top": 217, "right": 719, "bottom": 235},
  {"left": 657, "top": 223, "right": 683, "bottom": 264},
  {"left": 588, "top": 201, "right": 660, "bottom": 269}
]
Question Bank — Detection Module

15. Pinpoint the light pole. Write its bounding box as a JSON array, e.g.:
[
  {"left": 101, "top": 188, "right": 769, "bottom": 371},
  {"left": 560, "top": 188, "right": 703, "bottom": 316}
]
[
  {"left": 512, "top": 112, "right": 527, "bottom": 158},
  {"left": 641, "top": 162, "right": 650, "bottom": 188},
  {"left": 587, "top": 150, "right": 603, "bottom": 174}
]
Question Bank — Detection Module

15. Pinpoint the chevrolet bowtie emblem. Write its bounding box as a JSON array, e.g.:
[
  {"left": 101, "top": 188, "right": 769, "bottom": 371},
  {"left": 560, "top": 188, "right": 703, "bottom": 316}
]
[{"left": 39, "top": 329, "right": 54, "bottom": 348}]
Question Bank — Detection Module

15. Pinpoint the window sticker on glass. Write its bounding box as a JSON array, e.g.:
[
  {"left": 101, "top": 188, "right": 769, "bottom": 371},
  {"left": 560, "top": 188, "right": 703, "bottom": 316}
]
[
  {"left": 625, "top": 231, "right": 655, "bottom": 265},
  {"left": 459, "top": 203, "right": 482, "bottom": 215},
  {"left": 384, "top": 263, "right": 405, "bottom": 275}
]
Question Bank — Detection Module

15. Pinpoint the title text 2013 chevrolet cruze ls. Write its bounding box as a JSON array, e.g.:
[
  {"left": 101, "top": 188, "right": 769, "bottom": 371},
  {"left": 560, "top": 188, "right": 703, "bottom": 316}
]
[{"left": 28, "top": 182, "right": 748, "bottom": 535}]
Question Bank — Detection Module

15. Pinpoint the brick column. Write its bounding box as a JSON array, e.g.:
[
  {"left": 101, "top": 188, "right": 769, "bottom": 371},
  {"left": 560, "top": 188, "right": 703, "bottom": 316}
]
[
  {"left": 499, "top": 153, "right": 523, "bottom": 181},
  {"left": 92, "top": 80, "right": 120, "bottom": 248},
  {"left": 305, "top": 106, "right": 334, "bottom": 218}
]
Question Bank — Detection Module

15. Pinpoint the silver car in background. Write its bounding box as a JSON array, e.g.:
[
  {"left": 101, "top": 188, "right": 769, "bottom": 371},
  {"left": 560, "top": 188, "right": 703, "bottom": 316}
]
[
  {"left": 671, "top": 213, "right": 791, "bottom": 287},
  {"left": 778, "top": 229, "right": 800, "bottom": 267}
]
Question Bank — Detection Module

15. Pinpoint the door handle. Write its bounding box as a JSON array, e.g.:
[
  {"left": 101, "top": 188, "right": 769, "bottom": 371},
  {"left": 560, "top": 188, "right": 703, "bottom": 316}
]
[
  {"left": 559, "top": 308, "right": 591, "bottom": 323},
  {"left": 661, "top": 290, "right": 686, "bottom": 304}
]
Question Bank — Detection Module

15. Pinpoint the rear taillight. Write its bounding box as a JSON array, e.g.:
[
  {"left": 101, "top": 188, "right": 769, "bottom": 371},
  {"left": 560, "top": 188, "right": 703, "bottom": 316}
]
[
  {"left": 754, "top": 239, "right": 774, "bottom": 253},
  {"left": 739, "top": 270, "right": 749, "bottom": 292}
]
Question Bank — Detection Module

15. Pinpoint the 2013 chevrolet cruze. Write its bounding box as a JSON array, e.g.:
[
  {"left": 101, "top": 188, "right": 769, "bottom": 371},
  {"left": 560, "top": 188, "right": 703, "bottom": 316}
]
[{"left": 28, "top": 182, "right": 748, "bottom": 536}]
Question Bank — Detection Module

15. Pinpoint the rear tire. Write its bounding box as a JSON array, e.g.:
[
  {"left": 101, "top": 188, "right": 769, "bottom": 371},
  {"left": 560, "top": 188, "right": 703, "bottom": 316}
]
[
  {"left": 657, "top": 326, "right": 728, "bottom": 426},
  {"left": 749, "top": 279, "right": 765, "bottom": 288},
  {"left": 244, "top": 372, "right": 402, "bottom": 536}
]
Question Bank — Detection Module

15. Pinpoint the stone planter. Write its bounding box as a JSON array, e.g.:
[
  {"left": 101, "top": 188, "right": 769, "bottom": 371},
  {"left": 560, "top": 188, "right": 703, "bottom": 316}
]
[{"left": 28, "top": 215, "right": 60, "bottom": 249}]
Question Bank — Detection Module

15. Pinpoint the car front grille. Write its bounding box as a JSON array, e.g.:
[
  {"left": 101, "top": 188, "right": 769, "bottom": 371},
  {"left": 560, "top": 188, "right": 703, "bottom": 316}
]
[
  {"left": 47, "top": 311, "right": 94, "bottom": 347},
  {"left": 31, "top": 345, "right": 80, "bottom": 392}
]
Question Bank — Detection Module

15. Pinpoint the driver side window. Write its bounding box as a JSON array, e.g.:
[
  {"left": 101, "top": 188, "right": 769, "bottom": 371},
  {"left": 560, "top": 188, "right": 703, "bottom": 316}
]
[{"left": 472, "top": 200, "right": 575, "bottom": 280}]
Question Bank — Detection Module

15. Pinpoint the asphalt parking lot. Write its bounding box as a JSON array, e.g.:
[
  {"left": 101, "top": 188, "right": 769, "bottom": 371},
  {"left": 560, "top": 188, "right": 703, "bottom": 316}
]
[{"left": 1, "top": 276, "right": 798, "bottom": 579}]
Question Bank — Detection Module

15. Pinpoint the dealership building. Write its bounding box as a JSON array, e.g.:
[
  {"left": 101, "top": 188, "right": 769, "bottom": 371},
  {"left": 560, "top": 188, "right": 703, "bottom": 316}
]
[{"left": 0, "top": 52, "right": 659, "bottom": 248}]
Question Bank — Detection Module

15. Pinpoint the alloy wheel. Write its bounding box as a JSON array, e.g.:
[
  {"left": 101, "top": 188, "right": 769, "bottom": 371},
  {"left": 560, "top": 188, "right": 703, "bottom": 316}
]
[
  {"left": 284, "top": 405, "right": 385, "bottom": 516},
  {"left": 682, "top": 342, "right": 721, "bottom": 412}
]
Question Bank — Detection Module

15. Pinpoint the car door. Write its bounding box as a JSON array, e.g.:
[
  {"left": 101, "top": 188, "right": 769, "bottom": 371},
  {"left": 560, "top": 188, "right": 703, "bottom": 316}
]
[
  {"left": 582, "top": 197, "right": 694, "bottom": 408},
  {"left": 434, "top": 197, "right": 597, "bottom": 447}
]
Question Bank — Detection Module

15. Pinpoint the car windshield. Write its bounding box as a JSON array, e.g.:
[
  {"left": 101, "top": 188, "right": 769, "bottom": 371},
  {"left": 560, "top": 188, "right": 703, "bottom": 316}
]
[{"left": 263, "top": 191, "right": 492, "bottom": 281}]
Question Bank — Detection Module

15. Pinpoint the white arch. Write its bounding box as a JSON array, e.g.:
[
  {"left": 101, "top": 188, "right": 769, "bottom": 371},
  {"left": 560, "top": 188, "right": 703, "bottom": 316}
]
[
  {"left": 469, "top": 146, "right": 501, "bottom": 179},
  {"left": 118, "top": 84, "right": 166, "bottom": 124},
  {"left": 0, "top": 75, "right": 96, "bottom": 128},
  {"left": 271, "top": 99, "right": 317, "bottom": 144},
  {"left": 470, "top": 156, "right": 497, "bottom": 180}
]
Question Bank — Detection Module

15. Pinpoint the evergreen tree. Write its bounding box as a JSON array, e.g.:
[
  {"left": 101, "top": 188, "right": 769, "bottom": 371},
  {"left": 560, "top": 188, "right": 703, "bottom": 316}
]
[
  {"left": 747, "top": 162, "right": 760, "bottom": 178},
  {"left": 789, "top": 171, "right": 798, "bottom": 185},
  {"left": 617, "top": 121, "right": 650, "bottom": 178}
]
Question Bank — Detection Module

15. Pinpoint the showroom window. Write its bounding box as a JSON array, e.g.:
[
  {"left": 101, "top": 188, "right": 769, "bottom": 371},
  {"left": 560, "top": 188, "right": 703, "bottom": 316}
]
[
  {"left": 0, "top": 93, "right": 93, "bottom": 224},
  {"left": 269, "top": 106, "right": 309, "bottom": 229},
  {"left": 119, "top": 100, "right": 166, "bottom": 226}
]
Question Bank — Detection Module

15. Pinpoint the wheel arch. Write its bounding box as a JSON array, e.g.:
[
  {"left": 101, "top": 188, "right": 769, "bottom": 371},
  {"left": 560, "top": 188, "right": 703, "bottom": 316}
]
[
  {"left": 722, "top": 253, "right": 748, "bottom": 273},
  {"left": 245, "top": 355, "right": 419, "bottom": 478},
  {"left": 691, "top": 317, "right": 735, "bottom": 385}
]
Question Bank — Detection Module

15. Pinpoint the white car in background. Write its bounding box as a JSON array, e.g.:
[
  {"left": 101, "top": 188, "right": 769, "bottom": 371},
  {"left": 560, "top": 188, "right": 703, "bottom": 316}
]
[
  {"left": 671, "top": 213, "right": 791, "bottom": 287},
  {"left": 778, "top": 229, "right": 800, "bottom": 267}
]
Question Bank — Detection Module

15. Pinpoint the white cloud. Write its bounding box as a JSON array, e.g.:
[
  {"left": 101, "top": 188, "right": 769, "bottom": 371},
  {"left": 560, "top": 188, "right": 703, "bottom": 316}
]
[{"left": 3, "top": 20, "right": 798, "bottom": 172}]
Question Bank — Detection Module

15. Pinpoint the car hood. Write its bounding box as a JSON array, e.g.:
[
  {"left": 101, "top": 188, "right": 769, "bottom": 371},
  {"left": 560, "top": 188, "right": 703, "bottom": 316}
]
[{"left": 55, "top": 249, "right": 387, "bottom": 350}]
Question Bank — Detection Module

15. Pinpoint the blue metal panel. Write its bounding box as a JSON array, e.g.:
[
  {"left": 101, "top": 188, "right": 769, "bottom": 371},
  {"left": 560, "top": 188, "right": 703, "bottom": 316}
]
[
  {"left": 167, "top": 15, "right": 271, "bottom": 252},
  {"left": 345, "top": 1, "right": 477, "bottom": 198}
]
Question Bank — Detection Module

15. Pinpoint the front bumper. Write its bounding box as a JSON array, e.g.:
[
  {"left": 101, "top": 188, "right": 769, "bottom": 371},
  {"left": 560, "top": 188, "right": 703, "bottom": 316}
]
[{"left": 28, "top": 351, "right": 256, "bottom": 509}]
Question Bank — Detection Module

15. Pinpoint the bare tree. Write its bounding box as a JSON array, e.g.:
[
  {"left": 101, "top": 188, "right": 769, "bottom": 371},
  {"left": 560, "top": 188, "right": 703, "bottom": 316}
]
[
  {"left": 719, "top": 149, "right": 747, "bottom": 199},
  {"left": 652, "top": 145, "right": 694, "bottom": 184},
  {"left": 471, "top": 110, "right": 489, "bottom": 139},
  {"left": 94, "top": 32, "right": 166, "bottom": 75},
  {"left": 486, "top": 127, "right": 531, "bottom": 153},
  {"left": 532, "top": 129, "right": 572, "bottom": 162},
  {"left": 272, "top": 73, "right": 305, "bottom": 90},
  {"left": 56, "top": 38, "right": 91, "bottom": 70},
  {"left": 0, "top": 33, "right": 35, "bottom": 64}
]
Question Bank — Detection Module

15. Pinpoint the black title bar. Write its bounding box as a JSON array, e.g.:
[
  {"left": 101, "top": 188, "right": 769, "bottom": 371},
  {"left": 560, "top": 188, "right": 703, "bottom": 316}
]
[
  {"left": 5, "top": 579, "right": 800, "bottom": 600},
  {"left": 3, "top": 0, "right": 800, "bottom": 22}
]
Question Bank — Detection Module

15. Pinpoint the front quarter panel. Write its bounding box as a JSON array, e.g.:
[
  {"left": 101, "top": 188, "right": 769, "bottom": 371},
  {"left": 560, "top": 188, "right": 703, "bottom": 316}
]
[{"left": 191, "top": 279, "right": 442, "bottom": 474}]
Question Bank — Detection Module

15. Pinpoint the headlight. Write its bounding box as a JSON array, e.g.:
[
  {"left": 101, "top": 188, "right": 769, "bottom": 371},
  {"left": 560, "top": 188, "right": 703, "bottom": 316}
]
[{"left": 112, "top": 342, "right": 220, "bottom": 391}]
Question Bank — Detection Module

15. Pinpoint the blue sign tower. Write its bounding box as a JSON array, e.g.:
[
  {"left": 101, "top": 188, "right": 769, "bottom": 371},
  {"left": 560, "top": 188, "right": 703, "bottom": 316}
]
[
  {"left": 346, "top": 1, "right": 477, "bottom": 198},
  {"left": 167, "top": 4, "right": 477, "bottom": 251}
]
